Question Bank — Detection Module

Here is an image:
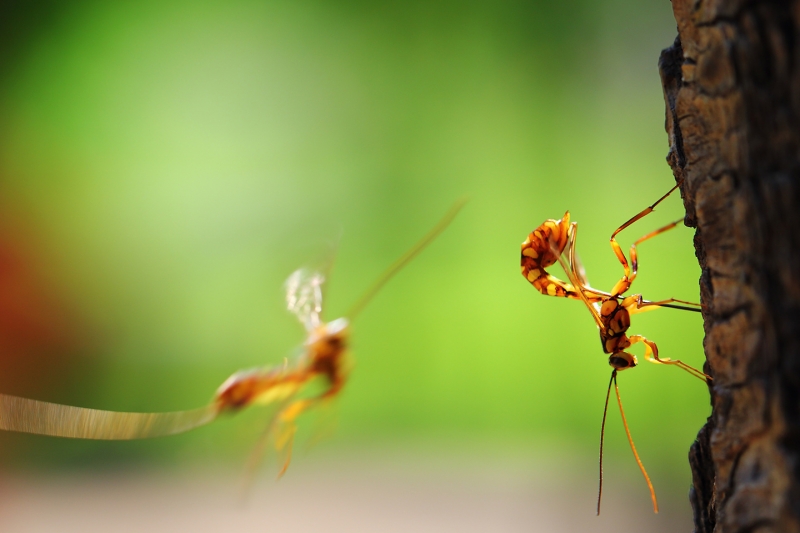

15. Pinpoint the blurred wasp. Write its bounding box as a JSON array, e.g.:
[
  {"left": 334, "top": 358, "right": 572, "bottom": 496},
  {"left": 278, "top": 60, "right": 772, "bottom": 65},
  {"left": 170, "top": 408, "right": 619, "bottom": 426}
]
[
  {"left": 520, "top": 182, "right": 710, "bottom": 514},
  {"left": 217, "top": 198, "right": 465, "bottom": 482},
  {"left": 0, "top": 200, "right": 465, "bottom": 481}
]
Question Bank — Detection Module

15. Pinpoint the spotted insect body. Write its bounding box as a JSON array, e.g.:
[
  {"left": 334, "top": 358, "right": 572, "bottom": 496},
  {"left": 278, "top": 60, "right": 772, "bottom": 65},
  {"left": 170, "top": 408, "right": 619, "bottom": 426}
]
[{"left": 520, "top": 181, "right": 711, "bottom": 515}]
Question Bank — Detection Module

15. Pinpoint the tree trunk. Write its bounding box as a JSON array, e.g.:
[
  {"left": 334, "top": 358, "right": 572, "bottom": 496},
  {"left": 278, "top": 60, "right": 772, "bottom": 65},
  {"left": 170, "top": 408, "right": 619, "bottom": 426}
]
[{"left": 659, "top": 1, "right": 800, "bottom": 532}]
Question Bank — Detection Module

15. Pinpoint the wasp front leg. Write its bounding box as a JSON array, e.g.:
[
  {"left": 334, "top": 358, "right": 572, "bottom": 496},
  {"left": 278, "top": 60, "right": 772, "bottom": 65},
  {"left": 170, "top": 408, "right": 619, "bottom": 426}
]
[
  {"left": 609, "top": 183, "right": 682, "bottom": 297},
  {"left": 273, "top": 398, "right": 319, "bottom": 477},
  {"left": 627, "top": 334, "right": 711, "bottom": 382}
]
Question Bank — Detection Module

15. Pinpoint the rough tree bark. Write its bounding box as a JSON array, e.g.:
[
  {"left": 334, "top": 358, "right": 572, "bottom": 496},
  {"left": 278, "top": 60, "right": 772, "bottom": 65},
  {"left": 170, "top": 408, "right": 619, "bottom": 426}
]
[{"left": 659, "top": 1, "right": 800, "bottom": 532}]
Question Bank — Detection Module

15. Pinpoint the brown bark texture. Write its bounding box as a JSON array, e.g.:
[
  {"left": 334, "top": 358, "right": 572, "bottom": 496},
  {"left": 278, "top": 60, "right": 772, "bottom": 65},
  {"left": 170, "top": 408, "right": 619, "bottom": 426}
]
[{"left": 660, "top": 1, "right": 800, "bottom": 532}]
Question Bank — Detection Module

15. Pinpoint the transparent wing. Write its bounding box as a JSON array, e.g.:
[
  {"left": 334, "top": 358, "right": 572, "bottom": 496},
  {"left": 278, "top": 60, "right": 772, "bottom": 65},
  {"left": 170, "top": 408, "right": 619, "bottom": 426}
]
[
  {"left": 568, "top": 244, "right": 589, "bottom": 287},
  {"left": 560, "top": 224, "right": 609, "bottom": 300},
  {"left": 0, "top": 394, "right": 219, "bottom": 440},
  {"left": 285, "top": 269, "right": 325, "bottom": 332}
]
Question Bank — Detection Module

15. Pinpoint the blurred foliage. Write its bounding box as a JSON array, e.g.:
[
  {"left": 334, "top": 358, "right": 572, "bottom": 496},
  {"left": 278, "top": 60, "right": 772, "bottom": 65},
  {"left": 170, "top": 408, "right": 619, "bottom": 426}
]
[{"left": 0, "top": 0, "right": 706, "bottom": 493}]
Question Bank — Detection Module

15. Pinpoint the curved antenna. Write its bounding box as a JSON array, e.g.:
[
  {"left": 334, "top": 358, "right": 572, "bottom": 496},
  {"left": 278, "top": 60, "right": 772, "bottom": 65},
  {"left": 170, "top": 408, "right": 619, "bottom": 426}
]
[
  {"left": 346, "top": 198, "right": 467, "bottom": 320},
  {"left": 317, "top": 230, "right": 343, "bottom": 322},
  {"left": 597, "top": 370, "right": 615, "bottom": 515},
  {"left": 0, "top": 394, "right": 218, "bottom": 440}
]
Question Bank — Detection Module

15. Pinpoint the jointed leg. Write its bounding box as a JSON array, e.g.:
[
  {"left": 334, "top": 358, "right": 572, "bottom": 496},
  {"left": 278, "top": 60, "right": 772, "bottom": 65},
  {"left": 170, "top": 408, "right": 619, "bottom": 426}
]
[
  {"left": 240, "top": 395, "right": 297, "bottom": 497},
  {"left": 242, "top": 395, "right": 318, "bottom": 491},
  {"left": 609, "top": 182, "right": 682, "bottom": 296},
  {"left": 611, "top": 217, "right": 685, "bottom": 296},
  {"left": 628, "top": 335, "right": 711, "bottom": 382},
  {"left": 275, "top": 398, "right": 317, "bottom": 478},
  {"left": 304, "top": 399, "right": 339, "bottom": 453},
  {"left": 634, "top": 297, "right": 703, "bottom": 314},
  {"left": 627, "top": 219, "right": 682, "bottom": 284},
  {"left": 622, "top": 295, "right": 702, "bottom": 315},
  {"left": 610, "top": 182, "right": 681, "bottom": 267}
]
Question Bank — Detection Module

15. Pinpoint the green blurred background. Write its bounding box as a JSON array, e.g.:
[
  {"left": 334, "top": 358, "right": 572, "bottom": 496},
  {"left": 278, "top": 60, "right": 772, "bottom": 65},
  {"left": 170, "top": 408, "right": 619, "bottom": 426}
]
[{"left": 0, "top": 0, "right": 708, "bottom": 530}]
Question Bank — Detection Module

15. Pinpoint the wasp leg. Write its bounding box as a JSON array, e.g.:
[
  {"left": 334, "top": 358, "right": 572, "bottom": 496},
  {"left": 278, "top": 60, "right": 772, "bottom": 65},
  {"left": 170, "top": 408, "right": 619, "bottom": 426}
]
[
  {"left": 628, "top": 334, "right": 711, "bottom": 382},
  {"left": 239, "top": 394, "right": 303, "bottom": 497},
  {"left": 274, "top": 398, "right": 318, "bottom": 478},
  {"left": 609, "top": 183, "right": 682, "bottom": 296},
  {"left": 621, "top": 294, "right": 702, "bottom": 314},
  {"left": 611, "top": 217, "right": 685, "bottom": 297},
  {"left": 633, "top": 297, "right": 703, "bottom": 314}
]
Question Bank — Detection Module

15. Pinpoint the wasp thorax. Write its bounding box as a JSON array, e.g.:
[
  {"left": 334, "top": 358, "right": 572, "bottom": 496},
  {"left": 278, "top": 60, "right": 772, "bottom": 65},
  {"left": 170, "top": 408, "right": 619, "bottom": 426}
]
[
  {"left": 600, "top": 298, "right": 631, "bottom": 337},
  {"left": 608, "top": 352, "right": 637, "bottom": 370},
  {"left": 308, "top": 318, "right": 348, "bottom": 355},
  {"left": 600, "top": 299, "right": 618, "bottom": 317},
  {"left": 307, "top": 317, "right": 349, "bottom": 380}
]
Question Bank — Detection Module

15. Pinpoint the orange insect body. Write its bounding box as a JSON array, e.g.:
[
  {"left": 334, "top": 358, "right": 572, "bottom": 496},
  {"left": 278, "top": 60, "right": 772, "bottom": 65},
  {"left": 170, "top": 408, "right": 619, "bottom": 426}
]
[
  {"left": 213, "top": 315, "right": 352, "bottom": 480},
  {"left": 599, "top": 298, "right": 635, "bottom": 369},
  {"left": 218, "top": 197, "right": 466, "bottom": 478},
  {"left": 0, "top": 200, "right": 464, "bottom": 484},
  {"left": 520, "top": 182, "right": 710, "bottom": 515},
  {"left": 213, "top": 306, "right": 353, "bottom": 481},
  {"left": 215, "top": 318, "right": 349, "bottom": 413},
  {"left": 521, "top": 213, "right": 583, "bottom": 299}
]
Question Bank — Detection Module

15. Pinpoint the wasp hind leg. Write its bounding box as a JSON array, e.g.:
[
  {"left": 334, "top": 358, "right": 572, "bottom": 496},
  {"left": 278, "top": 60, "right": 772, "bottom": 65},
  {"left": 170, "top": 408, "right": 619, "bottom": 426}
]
[{"left": 628, "top": 334, "right": 711, "bottom": 382}]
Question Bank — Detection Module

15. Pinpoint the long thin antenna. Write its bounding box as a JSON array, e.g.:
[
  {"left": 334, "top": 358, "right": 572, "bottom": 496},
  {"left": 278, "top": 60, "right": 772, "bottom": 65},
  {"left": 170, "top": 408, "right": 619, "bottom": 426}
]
[
  {"left": 597, "top": 370, "right": 615, "bottom": 515},
  {"left": 346, "top": 198, "right": 467, "bottom": 320},
  {"left": 613, "top": 372, "right": 658, "bottom": 513}
]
